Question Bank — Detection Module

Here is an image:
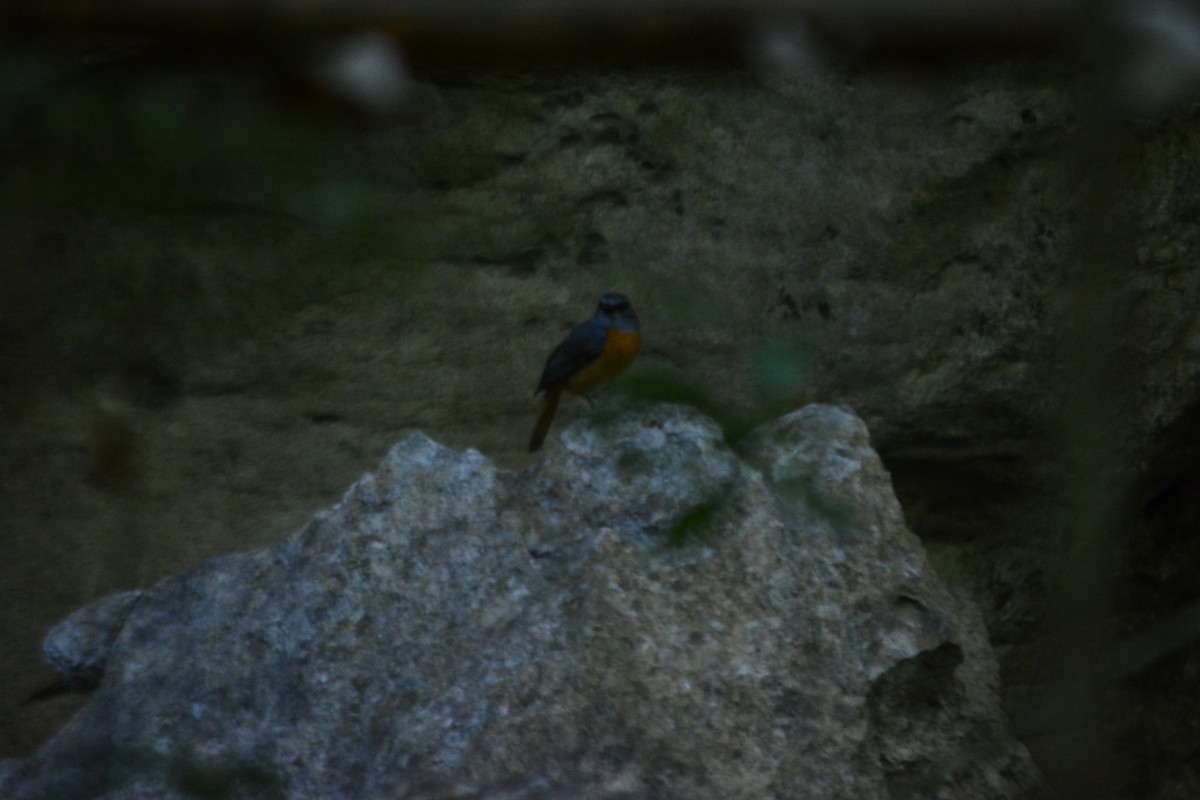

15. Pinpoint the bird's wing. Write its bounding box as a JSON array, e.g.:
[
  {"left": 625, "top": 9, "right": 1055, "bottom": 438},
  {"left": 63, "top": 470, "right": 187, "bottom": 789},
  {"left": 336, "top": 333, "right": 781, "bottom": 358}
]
[{"left": 535, "top": 320, "right": 607, "bottom": 393}]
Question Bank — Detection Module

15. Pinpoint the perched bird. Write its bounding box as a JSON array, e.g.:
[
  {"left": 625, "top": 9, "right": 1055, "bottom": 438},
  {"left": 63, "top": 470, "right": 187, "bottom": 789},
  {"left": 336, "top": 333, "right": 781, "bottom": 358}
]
[{"left": 529, "top": 292, "right": 641, "bottom": 452}]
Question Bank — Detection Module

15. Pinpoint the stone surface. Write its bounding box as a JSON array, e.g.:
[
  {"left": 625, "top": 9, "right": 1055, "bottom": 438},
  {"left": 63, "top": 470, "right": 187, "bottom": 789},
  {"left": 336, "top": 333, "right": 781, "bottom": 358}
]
[
  {"left": 5, "top": 38, "right": 1200, "bottom": 800},
  {"left": 43, "top": 591, "right": 143, "bottom": 691},
  {"left": 0, "top": 405, "right": 1042, "bottom": 799}
]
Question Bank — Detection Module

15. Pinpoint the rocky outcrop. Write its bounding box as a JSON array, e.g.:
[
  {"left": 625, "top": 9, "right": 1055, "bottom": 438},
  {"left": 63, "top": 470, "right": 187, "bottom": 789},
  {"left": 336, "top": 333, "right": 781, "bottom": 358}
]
[
  {"left": 0, "top": 405, "right": 1041, "bottom": 799},
  {"left": 8, "top": 46, "right": 1200, "bottom": 796}
]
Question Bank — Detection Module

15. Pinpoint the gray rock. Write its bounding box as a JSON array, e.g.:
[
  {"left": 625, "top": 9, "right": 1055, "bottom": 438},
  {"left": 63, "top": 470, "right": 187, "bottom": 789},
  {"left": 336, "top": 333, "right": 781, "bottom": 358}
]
[
  {"left": 2, "top": 405, "right": 1042, "bottom": 799},
  {"left": 43, "top": 590, "right": 144, "bottom": 690}
]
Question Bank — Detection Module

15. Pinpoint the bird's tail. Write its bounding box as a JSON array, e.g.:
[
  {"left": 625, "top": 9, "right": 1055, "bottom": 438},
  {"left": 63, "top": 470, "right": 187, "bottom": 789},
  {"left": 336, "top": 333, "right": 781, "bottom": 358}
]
[{"left": 528, "top": 389, "right": 561, "bottom": 452}]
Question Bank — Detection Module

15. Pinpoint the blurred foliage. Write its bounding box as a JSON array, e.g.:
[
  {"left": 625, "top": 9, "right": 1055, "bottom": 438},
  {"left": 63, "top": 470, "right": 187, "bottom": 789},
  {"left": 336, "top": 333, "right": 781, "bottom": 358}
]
[
  {"left": 168, "top": 754, "right": 282, "bottom": 800},
  {"left": 615, "top": 333, "right": 814, "bottom": 445},
  {"left": 39, "top": 739, "right": 284, "bottom": 799},
  {"left": 666, "top": 495, "right": 725, "bottom": 547},
  {"left": 773, "top": 476, "right": 856, "bottom": 542},
  {"left": 753, "top": 336, "right": 813, "bottom": 405},
  {"left": 0, "top": 39, "right": 437, "bottom": 391},
  {"left": 617, "top": 370, "right": 747, "bottom": 438},
  {"left": 0, "top": 42, "right": 423, "bottom": 269}
]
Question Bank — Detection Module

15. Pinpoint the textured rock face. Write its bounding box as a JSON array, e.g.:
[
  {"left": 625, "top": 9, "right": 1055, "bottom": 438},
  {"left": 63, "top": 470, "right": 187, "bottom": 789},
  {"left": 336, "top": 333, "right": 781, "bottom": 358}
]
[
  {"left": 0, "top": 405, "right": 1041, "bottom": 799},
  {"left": 6, "top": 48, "right": 1200, "bottom": 797}
]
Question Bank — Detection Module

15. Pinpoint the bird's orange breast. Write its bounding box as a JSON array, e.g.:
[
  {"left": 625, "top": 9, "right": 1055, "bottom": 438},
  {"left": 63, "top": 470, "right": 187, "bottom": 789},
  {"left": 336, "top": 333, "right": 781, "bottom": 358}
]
[{"left": 564, "top": 328, "right": 641, "bottom": 395}]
